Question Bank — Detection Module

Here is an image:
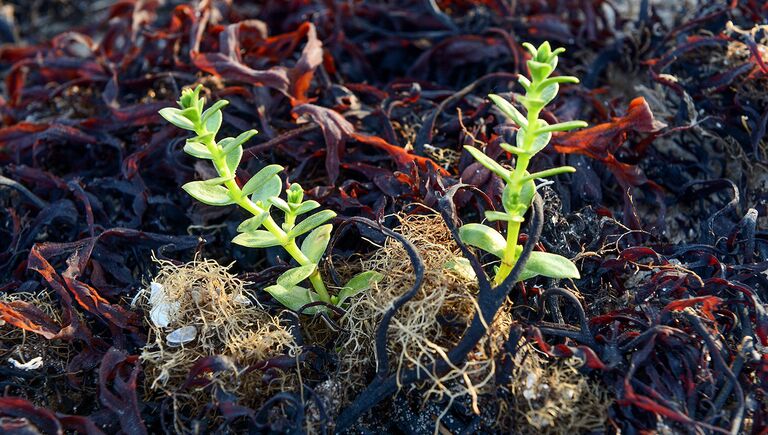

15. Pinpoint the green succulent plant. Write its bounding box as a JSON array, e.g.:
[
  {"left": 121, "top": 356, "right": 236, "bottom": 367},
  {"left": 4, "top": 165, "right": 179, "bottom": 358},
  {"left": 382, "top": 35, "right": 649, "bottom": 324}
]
[
  {"left": 160, "top": 85, "right": 381, "bottom": 313},
  {"left": 456, "top": 42, "right": 586, "bottom": 286}
]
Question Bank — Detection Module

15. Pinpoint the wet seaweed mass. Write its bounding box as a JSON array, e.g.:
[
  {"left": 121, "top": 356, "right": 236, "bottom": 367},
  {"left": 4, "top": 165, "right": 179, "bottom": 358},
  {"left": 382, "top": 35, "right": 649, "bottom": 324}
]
[{"left": 0, "top": 1, "right": 766, "bottom": 434}]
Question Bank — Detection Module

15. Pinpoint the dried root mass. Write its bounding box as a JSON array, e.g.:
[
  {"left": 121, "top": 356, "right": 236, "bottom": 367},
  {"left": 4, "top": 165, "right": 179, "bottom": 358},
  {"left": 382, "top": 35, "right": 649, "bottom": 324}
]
[
  {"left": 504, "top": 343, "right": 610, "bottom": 434},
  {"left": 135, "top": 258, "right": 297, "bottom": 418}
]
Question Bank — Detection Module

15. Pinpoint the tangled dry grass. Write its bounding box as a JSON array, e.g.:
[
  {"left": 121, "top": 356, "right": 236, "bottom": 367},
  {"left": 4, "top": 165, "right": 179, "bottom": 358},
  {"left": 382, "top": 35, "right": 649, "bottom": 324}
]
[
  {"left": 134, "top": 257, "right": 297, "bottom": 431},
  {"left": 502, "top": 343, "right": 611, "bottom": 434}
]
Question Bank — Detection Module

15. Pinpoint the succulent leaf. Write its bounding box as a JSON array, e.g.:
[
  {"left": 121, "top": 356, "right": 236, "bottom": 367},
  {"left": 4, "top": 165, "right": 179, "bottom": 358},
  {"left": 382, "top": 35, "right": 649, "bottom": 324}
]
[{"left": 182, "top": 181, "right": 233, "bottom": 206}]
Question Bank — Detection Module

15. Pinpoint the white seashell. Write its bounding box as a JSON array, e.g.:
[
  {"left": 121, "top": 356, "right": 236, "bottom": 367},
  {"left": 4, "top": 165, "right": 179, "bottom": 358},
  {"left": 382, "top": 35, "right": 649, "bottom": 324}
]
[
  {"left": 150, "top": 281, "right": 164, "bottom": 295},
  {"left": 148, "top": 282, "right": 180, "bottom": 328},
  {"left": 525, "top": 372, "right": 537, "bottom": 388},
  {"left": 522, "top": 388, "right": 535, "bottom": 400},
  {"left": 234, "top": 293, "right": 251, "bottom": 305},
  {"left": 523, "top": 373, "right": 538, "bottom": 400},
  {"left": 9, "top": 356, "right": 43, "bottom": 371},
  {"left": 150, "top": 302, "right": 175, "bottom": 328},
  {"left": 131, "top": 281, "right": 164, "bottom": 308},
  {"left": 149, "top": 282, "right": 165, "bottom": 305},
  {"left": 166, "top": 325, "right": 197, "bottom": 346}
]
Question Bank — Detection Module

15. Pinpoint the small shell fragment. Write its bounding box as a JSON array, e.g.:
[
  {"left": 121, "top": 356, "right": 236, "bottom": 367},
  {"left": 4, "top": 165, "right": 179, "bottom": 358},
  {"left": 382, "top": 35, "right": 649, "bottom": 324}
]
[
  {"left": 523, "top": 373, "right": 538, "bottom": 400},
  {"left": 9, "top": 357, "right": 43, "bottom": 371},
  {"left": 166, "top": 325, "right": 197, "bottom": 346},
  {"left": 148, "top": 282, "right": 180, "bottom": 328},
  {"left": 150, "top": 282, "right": 164, "bottom": 297},
  {"left": 234, "top": 293, "right": 252, "bottom": 305}
]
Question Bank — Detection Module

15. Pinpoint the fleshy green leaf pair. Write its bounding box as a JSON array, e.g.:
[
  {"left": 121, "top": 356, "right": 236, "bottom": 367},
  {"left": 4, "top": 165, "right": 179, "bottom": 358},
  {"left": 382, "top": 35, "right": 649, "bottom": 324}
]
[
  {"left": 457, "top": 224, "right": 579, "bottom": 281},
  {"left": 266, "top": 268, "right": 383, "bottom": 314}
]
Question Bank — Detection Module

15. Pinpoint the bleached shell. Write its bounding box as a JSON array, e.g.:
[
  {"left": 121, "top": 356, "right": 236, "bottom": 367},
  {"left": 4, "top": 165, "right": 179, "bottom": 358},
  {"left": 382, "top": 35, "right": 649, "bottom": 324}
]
[
  {"left": 150, "top": 302, "right": 175, "bottom": 328},
  {"left": 234, "top": 293, "right": 252, "bottom": 305},
  {"left": 149, "top": 282, "right": 165, "bottom": 302},
  {"left": 148, "top": 282, "right": 180, "bottom": 328},
  {"left": 166, "top": 325, "right": 197, "bottom": 346},
  {"left": 9, "top": 356, "right": 44, "bottom": 371},
  {"left": 523, "top": 373, "right": 538, "bottom": 400}
]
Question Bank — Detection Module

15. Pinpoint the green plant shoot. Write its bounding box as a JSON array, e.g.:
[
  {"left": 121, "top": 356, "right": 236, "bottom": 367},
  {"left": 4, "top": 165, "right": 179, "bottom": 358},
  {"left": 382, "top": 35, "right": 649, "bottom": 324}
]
[
  {"left": 459, "top": 42, "right": 586, "bottom": 286},
  {"left": 160, "top": 86, "right": 381, "bottom": 313}
]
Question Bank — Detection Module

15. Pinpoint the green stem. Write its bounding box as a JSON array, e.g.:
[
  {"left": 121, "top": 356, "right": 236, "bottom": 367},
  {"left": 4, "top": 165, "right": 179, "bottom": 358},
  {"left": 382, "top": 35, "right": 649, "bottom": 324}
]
[
  {"left": 495, "top": 220, "right": 521, "bottom": 286},
  {"left": 494, "top": 97, "right": 542, "bottom": 285},
  {"left": 198, "top": 129, "right": 331, "bottom": 303},
  {"left": 283, "top": 239, "right": 331, "bottom": 303}
]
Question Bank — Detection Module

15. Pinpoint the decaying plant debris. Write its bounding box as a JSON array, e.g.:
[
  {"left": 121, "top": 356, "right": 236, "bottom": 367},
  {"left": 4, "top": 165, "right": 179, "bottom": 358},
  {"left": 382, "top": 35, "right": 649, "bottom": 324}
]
[
  {"left": 338, "top": 214, "right": 501, "bottom": 409},
  {"left": 134, "top": 257, "right": 296, "bottom": 421},
  {"left": 0, "top": 291, "right": 71, "bottom": 402},
  {"left": 504, "top": 342, "right": 610, "bottom": 434},
  {"left": 1, "top": 1, "right": 767, "bottom": 434}
]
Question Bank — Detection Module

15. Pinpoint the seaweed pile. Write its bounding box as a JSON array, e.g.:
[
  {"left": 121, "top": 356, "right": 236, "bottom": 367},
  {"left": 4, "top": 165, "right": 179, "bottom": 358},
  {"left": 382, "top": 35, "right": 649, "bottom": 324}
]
[{"left": 0, "top": 1, "right": 766, "bottom": 433}]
